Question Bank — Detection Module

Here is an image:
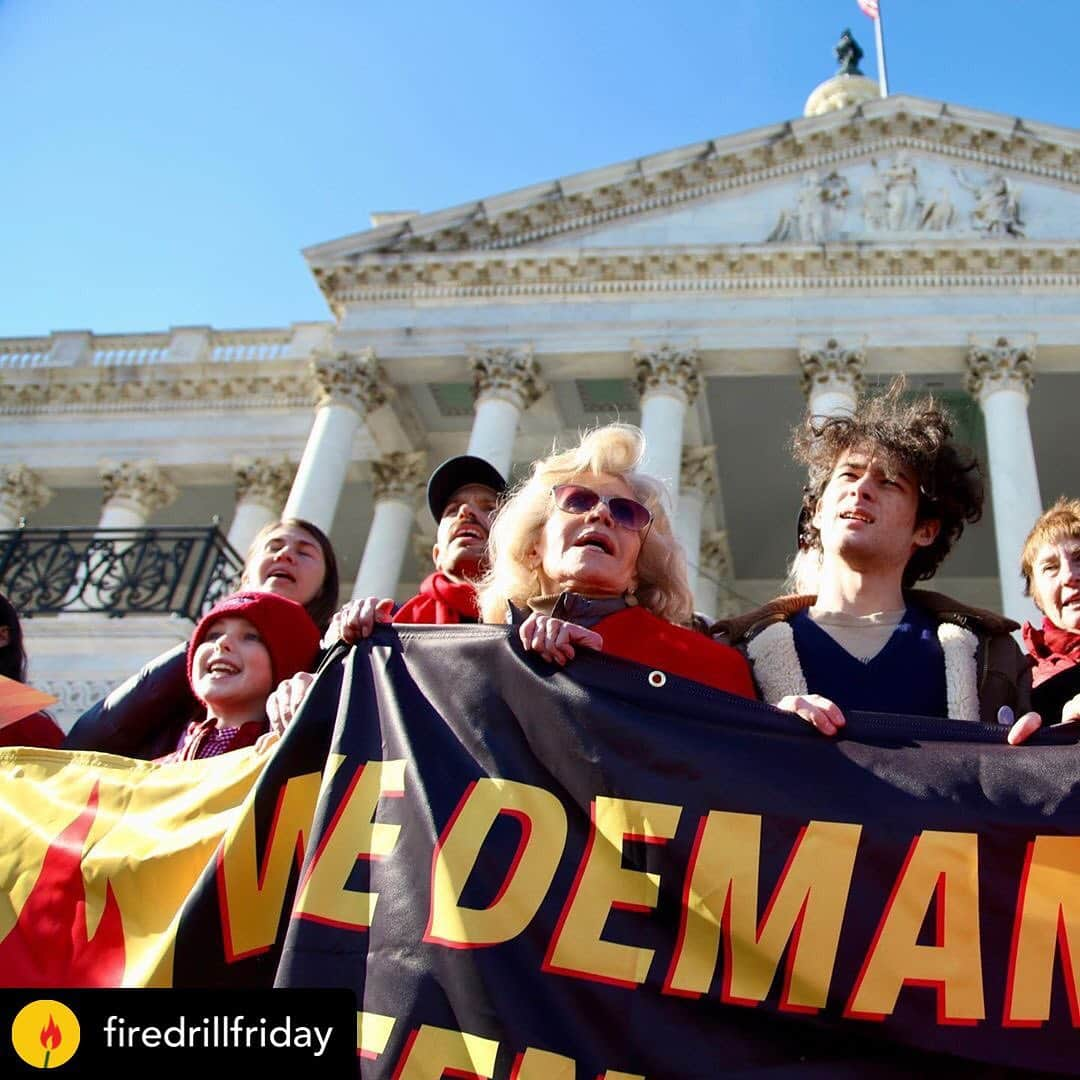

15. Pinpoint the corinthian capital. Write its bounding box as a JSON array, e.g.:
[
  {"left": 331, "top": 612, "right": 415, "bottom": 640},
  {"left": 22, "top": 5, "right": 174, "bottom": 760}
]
[
  {"left": 0, "top": 464, "right": 53, "bottom": 524},
  {"left": 680, "top": 446, "right": 717, "bottom": 498},
  {"left": 632, "top": 344, "right": 702, "bottom": 406},
  {"left": 371, "top": 451, "right": 428, "bottom": 502},
  {"left": 311, "top": 347, "right": 389, "bottom": 414},
  {"left": 798, "top": 338, "right": 865, "bottom": 400},
  {"left": 99, "top": 460, "right": 178, "bottom": 517},
  {"left": 965, "top": 336, "right": 1035, "bottom": 403},
  {"left": 700, "top": 530, "right": 733, "bottom": 580},
  {"left": 470, "top": 346, "right": 544, "bottom": 411},
  {"left": 233, "top": 457, "right": 294, "bottom": 512}
]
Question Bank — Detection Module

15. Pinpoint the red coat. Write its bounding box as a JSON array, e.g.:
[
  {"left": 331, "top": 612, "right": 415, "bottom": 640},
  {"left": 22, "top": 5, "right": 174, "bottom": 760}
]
[
  {"left": 0, "top": 710, "right": 64, "bottom": 749},
  {"left": 592, "top": 606, "right": 756, "bottom": 699}
]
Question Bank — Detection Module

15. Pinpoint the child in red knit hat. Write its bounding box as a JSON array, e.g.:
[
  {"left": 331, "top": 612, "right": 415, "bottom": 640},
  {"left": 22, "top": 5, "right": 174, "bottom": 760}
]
[{"left": 157, "top": 591, "right": 321, "bottom": 763}]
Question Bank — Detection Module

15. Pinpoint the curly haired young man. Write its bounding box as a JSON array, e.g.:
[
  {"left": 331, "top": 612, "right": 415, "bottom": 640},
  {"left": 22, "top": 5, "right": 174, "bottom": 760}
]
[{"left": 713, "top": 381, "right": 1042, "bottom": 744}]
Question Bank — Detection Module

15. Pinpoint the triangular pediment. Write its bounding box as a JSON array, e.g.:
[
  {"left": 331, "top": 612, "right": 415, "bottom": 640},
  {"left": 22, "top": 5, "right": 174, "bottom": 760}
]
[
  {"left": 543, "top": 148, "right": 1075, "bottom": 248},
  {"left": 305, "top": 95, "right": 1080, "bottom": 266}
]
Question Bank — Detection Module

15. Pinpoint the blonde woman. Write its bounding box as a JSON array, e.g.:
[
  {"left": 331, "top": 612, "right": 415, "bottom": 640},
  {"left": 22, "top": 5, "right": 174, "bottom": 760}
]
[{"left": 478, "top": 424, "right": 755, "bottom": 697}]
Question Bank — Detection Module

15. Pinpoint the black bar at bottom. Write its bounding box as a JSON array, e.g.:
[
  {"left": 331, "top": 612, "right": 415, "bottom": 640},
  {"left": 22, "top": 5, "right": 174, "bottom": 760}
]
[{"left": 0, "top": 988, "right": 356, "bottom": 1077}]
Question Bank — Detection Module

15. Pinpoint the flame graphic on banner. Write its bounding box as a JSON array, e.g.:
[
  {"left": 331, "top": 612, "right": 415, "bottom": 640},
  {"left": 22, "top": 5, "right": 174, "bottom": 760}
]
[{"left": 0, "top": 782, "right": 125, "bottom": 986}]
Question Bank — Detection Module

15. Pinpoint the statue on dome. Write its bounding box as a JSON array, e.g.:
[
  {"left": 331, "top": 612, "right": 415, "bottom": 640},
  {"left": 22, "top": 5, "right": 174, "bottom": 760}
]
[{"left": 834, "top": 29, "right": 865, "bottom": 76}]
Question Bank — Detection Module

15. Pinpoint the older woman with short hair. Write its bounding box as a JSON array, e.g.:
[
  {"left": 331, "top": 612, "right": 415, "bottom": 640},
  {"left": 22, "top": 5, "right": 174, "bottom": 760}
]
[
  {"left": 478, "top": 424, "right": 756, "bottom": 697},
  {"left": 1021, "top": 497, "right": 1080, "bottom": 723}
]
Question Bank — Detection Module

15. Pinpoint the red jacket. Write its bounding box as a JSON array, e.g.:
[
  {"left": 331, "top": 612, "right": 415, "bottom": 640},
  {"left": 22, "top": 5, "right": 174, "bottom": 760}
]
[
  {"left": 592, "top": 606, "right": 756, "bottom": 699},
  {"left": 0, "top": 710, "right": 64, "bottom": 749}
]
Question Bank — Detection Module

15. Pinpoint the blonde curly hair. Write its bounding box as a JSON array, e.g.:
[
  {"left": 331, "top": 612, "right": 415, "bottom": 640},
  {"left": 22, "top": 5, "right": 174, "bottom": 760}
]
[{"left": 477, "top": 424, "right": 695, "bottom": 625}]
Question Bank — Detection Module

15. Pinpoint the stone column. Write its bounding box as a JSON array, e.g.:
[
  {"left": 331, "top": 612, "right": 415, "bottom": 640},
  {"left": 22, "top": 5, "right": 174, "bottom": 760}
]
[
  {"left": 98, "top": 460, "right": 178, "bottom": 527},
  {"left": 675, "top": 446, "right": 716, "bottom": 600},
  {"left": 698, "top": 531, "right": 735, "bottom": 620},
  {"left": 283, "top": 349, "right": 388, "bottom": 533},
  {"left": 227, "top": 457, "right": 294, "bottom": 556},
  {"left": 633, "top": 344, "right": 702, "bottom": 504},
  {"left": 352, "top": 451, "right": 428, "bottom": 600},
  {"left": 467, "top": 347, "right": 544, "bottom": 478},
  {"left": 0, "top": 465, "right": 53, "bottom": 528},
  {"left": 799, "top": 338, "right": 865, "bottom": 418},
  {"left": 966, "top": 337, "right": 1043, "bottom": 625}
]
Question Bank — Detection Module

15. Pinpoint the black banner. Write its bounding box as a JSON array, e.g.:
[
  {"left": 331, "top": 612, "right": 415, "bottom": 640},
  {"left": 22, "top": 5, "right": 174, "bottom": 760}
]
[{"left": 174, "top": 625, "right": 1080, "bottom": 1077}]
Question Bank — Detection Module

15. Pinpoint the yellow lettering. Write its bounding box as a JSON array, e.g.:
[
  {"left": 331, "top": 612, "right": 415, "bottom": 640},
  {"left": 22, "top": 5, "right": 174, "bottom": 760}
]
[
  {"left": 665, "top": 812, "right": 860, "bottom": 1011},
  {"left": 511, "top": 1048, "right": 576, "bottom": 1079},
  {"left": 293, "top": 759, "right": 405, "bottom": 928},
  {"left": 218, "top": 768, "right": 326, "bottom": 959},
  {"left": 426, "top": 779, "right": 566, "bottom": 947},
  {"left": 395, "top": 1025, "right": 498, "bottom": 1079},
  {"left": 356, "top": 1010, "right": 395, "bottom": 1060},
  {"left": 1005, "top": 836, "right": 1080, "bottom": 1026},
  {"left": 846, "top": 831, "right": 984, "bottom": 1023},
  {"left": 545, "top": 796, "right": 682, "bottom": 987}
]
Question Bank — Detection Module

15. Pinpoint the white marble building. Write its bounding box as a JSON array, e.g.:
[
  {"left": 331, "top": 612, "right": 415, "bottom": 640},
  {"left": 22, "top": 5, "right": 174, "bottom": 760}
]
[{"left": 5, "top": 75, "right": 1080, "bottom": 722}]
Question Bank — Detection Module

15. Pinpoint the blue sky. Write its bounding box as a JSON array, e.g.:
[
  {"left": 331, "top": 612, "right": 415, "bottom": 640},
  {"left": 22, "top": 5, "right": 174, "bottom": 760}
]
[{"left": 3, "top": 0, "right": 1078, "bottom": 337}]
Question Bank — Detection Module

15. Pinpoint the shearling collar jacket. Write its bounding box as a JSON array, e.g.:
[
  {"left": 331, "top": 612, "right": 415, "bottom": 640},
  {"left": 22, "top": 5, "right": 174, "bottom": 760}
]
[{"left": 710, "top": 591, "right": 1032, "bottom": 725}]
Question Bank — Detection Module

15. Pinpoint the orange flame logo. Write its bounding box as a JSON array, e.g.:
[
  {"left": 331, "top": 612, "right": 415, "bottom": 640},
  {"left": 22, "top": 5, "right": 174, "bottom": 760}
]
[
  {"left": 39, "top": 1015, "right": 62, "bottom": 1050},
  {"left": 0, "top": 782, "right": 125, "bottom": 986}
]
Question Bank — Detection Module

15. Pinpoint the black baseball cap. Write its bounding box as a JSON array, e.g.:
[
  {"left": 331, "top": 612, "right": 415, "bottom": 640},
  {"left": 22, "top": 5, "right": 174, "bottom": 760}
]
[{"left": 426, "top": 455, "right": 507, "bottom": 523}]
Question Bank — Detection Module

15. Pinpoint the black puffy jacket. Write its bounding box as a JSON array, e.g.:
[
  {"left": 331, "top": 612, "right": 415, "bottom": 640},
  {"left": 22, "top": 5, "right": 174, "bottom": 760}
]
[{"left": 63, "top": 643, "right": 197, "bottom": 760}]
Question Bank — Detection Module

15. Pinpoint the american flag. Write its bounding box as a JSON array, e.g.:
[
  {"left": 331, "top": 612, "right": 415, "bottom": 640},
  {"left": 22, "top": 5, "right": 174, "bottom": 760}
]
[{"left": 857, "top": 0, "right": 879, "bottom": 17}]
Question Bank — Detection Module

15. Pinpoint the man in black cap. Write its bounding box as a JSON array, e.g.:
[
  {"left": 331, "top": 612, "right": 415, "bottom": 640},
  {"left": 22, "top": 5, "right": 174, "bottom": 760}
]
[
  {"left": 267, "top": 456, "right": 507, "bottom": 728},
  {"left": 392, "top": 455, "right": 506, "bottom": 624},
  {"left": 324, "top": 455, "right": 506, "bottom": 644}
]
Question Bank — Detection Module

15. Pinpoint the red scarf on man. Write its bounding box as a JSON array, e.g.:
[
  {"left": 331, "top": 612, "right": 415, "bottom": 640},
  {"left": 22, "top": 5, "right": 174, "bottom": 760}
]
[
  {"left": 1022, "top": 616, "right": 1080, "bottom": 687},
  {"left": 392, "top": 572, "right": 479, "bottom": 625}
]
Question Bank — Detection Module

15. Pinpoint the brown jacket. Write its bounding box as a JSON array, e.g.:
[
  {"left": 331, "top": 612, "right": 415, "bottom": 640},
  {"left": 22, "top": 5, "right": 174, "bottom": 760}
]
[{"left": 711, "top": 590, "right": 1032, "bottom": 725}]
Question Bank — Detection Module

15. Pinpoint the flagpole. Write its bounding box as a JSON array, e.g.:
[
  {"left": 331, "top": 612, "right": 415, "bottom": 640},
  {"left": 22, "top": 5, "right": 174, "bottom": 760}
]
[{"left": 874, "top": 1, "right": 890, "bottom": 97}]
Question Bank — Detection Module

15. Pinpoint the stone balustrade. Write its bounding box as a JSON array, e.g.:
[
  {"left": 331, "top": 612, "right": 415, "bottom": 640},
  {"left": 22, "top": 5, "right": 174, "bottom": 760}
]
[{"left": 0, "top": 323, "right": 333, "bottom": 371}]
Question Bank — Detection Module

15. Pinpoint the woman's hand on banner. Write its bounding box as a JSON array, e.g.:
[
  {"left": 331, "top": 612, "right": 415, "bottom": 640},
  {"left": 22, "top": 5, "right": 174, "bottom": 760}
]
[{"left": 520, "top": 613, "right": 603, "bottom": 666}]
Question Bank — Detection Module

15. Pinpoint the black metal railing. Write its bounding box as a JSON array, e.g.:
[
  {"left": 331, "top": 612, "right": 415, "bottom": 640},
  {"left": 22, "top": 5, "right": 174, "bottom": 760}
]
[{"left": 0, "top": 526, "right": 244, "bottom": 620}]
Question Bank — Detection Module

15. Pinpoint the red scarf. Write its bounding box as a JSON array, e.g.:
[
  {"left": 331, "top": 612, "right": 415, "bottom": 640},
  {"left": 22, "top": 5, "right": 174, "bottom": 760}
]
[
  {"left": 392, "top": 572, "right": 479, "bottom": 625},
  {"left": 1022, "top": 617, "right": 1080, "bottom": 687}
]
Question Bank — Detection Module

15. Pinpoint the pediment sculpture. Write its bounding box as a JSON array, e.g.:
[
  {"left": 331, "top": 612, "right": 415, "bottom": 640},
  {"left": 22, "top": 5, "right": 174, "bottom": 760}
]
[
  {"left": 767, "top": 171, "right": 851, "bottom": 244},
  {"left": 768, "top": 157, "right": 1025, "bottom": 242}
]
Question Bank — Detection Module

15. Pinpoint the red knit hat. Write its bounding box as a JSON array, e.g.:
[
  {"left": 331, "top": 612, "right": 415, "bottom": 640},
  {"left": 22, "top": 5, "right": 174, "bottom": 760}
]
[{"left": 186, "top": 591, "right": 321, "bottom": 698}]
